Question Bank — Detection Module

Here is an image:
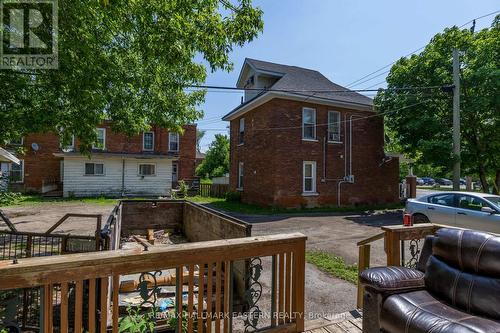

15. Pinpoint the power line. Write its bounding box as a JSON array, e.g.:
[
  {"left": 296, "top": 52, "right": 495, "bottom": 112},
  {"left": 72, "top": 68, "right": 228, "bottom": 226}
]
[
  {"left": 198, "top": 98, "right": 433, "bottom": 132},
  {"left": 344, "top": 10, "right": 500, "bottom": 89}
]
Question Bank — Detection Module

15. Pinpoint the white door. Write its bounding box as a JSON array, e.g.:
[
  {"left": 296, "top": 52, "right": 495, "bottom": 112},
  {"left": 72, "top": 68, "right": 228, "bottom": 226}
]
[
  {"left": 426, "top": 193, "right": 457, "bottom": 226},
  {"left": 455, "top": 194, "right": 500, "bottom": 233}
]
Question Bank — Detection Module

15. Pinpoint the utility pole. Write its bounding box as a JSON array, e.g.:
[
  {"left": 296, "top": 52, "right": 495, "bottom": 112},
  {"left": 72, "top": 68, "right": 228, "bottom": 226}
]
[{"left": 452, "top": 49, "right": 461, "bottom": 191}]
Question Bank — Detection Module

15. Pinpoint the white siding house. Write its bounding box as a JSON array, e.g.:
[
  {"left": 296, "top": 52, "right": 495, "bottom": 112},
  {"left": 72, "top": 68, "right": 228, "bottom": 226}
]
[{"left": 62, "top": 156, "right": 173, "bottom": 197}]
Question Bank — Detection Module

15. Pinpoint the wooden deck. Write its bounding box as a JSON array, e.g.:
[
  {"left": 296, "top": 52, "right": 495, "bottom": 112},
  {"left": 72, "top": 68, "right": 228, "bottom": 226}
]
[{"left": 304, "top": 310, "right": 362, "bottom": 333}]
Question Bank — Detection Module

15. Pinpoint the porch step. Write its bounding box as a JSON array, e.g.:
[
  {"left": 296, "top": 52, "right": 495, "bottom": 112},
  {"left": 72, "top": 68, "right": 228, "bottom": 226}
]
[
  {"left": 42, "top": 190, "right": 63, "bottom": 198},
  {"left": 305, "top": 310, "right": 362, "bottom": 333}
]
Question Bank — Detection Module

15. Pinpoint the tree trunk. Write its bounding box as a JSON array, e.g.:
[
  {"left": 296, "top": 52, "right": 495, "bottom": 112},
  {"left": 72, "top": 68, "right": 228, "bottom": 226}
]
[
  {"left": 494, "top": 170, "right": 500, "bottom": 195},
  {"left": 478, "top": 163, "right": 489, "bottom": 193}
]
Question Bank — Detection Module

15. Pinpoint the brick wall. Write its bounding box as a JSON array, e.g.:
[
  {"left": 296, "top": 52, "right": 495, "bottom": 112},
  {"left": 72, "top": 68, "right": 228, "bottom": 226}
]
[
  {"left": 229, "top": 98, "right": 400, "bottom": 208},
  {"left": 10, "top": 124, "right": 197, "bottom": 193}
]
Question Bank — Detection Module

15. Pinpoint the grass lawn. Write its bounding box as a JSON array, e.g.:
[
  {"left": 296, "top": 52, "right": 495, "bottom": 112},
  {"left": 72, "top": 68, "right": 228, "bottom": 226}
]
[
  {"left": 1, "top": 194, "right": 120, "bottom": 207},
  {"left": 188, "top": 196, "right": 403, "bottom": 215},
  {"left": 306, "top": 251, "right": 358, "bottom": 284}
]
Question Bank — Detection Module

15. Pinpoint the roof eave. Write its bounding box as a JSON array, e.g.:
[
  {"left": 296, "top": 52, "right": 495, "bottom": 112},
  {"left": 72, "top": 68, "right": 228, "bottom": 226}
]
[{"left": 222, "top": 91, "right": 373, "bottom": 121}]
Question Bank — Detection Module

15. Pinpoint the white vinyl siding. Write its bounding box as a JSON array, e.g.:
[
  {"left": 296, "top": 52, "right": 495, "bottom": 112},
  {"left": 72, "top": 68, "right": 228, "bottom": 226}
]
[
  {"left": 302, "top": 108, "right": 316, "bottom": 140},
  {"left": 169, "top": 133, "right": 179, "bottom": 152},
  {"left": 63, "top": 157, "right": 172, "bottom": 197},
  {"left": 143, "top": 132, "right": 154, "bottom": 151},
  {"left": 237, "top": 162, "right": 244, "bottom": 189},
  {"left": 303, "top": 161, "right": 316, "bottom": 194},
  {"left": 93, "top": 128, "right": 106, "bottom": 150},
  {"left": 328, "top": 111, "right": 341, "bottom": 142}
]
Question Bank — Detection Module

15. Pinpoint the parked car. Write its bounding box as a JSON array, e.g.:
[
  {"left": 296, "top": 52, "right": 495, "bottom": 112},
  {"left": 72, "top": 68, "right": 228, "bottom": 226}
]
[
  {"left": 405, "top": 192, "right": 500, "bottom": 234},
  {"left": 416, "top": 177, "right": 424, "bottom": 186},
  {"left": 421, "top": 177, "right": 435, "bottom": 185},
  {"left": 460, "top": 178, "right": 466, "bottom": 186},
  {"left": 435, "top": 178, "right": 452, "bottom": 186}
]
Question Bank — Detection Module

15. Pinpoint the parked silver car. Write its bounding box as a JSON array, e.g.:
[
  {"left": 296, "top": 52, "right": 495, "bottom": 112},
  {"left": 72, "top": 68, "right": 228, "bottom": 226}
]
[{"left": 405, "top": 192, "right": 500, "bottom": 234}]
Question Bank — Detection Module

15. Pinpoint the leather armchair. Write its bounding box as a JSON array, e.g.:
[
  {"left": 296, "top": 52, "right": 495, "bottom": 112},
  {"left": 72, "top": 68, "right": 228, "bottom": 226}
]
[{"left": 360, "top": 228, "right": 500, "bottom": 333}]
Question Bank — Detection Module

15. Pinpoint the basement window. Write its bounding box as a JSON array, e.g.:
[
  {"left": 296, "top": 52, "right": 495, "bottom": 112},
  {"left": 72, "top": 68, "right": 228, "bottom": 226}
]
[
  {"left": 139, "top": 164, "right": 156, "bottom": 176},
  {"left": 303, "top": 161, "right": 317, "bottom": 194},
  {"left": 85, "top": 163, "right": 104, "bottom": 176},
  {"left": 328, "top": 111, "right": 341, "bottom": 142},
  {"left": 302, "top": 108, "right": 316, "bottom": 140}
]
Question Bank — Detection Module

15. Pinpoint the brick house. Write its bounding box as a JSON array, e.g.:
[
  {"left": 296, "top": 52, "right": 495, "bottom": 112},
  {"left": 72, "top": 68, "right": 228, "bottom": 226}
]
[
  {"left": 1, "top": 124, "right": 197, "bottom": 197},
  {"left": 222, "top": 58, "right": 400, "bottom": 208}
]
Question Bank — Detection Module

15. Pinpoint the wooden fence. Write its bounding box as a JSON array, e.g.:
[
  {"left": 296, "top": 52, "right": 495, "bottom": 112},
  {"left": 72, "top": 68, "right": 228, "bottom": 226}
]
[
  {"left": 198, "top": 183, "right": 229, "bottom": 198},
  {"left": 0, "top": 233, "right": 307, "bottom": 333}
]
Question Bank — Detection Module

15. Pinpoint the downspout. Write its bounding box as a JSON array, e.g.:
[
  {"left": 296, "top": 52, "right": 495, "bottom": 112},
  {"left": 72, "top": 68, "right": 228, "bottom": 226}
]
[
  {"left": 337, "top": 113, "right": 349, "bottom": 206},
  {"left": 322, "top": 136, "right": 326, "bottom": 181},
  {"left": 121, "top": 158, "right": 125, "bottom": 197}
]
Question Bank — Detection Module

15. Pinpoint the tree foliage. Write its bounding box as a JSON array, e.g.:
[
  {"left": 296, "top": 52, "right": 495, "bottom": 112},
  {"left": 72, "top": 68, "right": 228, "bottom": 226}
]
[
  {"left": 0, "top": 0, "right": 263, "bottom": 151},
  {"left": 375, "top": 17, "right": 500, "bottom": 192},
  {"left": 195, "top": 134, "right": 229, "bottom": 178}
]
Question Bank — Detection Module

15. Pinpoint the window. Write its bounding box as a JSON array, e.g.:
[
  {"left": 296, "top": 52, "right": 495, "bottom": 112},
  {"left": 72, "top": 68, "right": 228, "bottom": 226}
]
[
  {"left": 10, "top": 160, "right": 24, "bottom": 183},
  {"left": 8, "top": 137, "right": 23, "bottom": 146},
  {"left": 303, "top": 161, "right": 316, "bottom": 193},
  {"left": 143, "top": 132, "right": 154, "bottom": 151},
  {"left": 328, "top": 111, "right": 341, "bottom": 142},
  {"left": 93, "top": 128, "right": 106, "bottom": 150},
  {"left": 138, "top": 164, "right": 156, "bottom": 176},
  {"left": 85, "top": 163, "right": 104, "bottom": 176},
  {"left": 169, "top": 133, "right": 179, "bottom": 151},
  {"left": 237, "top": 162, "right": 244, "bottom": 189},
  {"left": 61, "top": 135, "right": 75, "bottom": 152},
  {"left": 428, "top": 193, "right": 455, "bottom": 207},
  {"left": 238, "top": 118, "right": 245, "bottom": 144},
  {"left": 457, "top": 194, "right": 489, "bottom": 211},
  {"left": 302, "top": 108, "right": 316, "bottom": 140}
]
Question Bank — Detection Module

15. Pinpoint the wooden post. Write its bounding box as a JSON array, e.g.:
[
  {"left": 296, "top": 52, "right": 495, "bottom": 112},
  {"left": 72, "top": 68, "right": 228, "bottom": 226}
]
[
  {"left": 293, "top": 240, "right": 306, "bottom": 332},
  {"left": 385, "top": 230, "right": 401, "bottom": 266},
  {"left": 357, "top": 244, "right": 371, "bottom": 309},
  {"left": 26, "top": 235, "right": 32, "bottom": 258}
]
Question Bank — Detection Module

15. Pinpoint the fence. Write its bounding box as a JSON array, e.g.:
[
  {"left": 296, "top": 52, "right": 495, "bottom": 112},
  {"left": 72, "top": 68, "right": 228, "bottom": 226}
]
[
  {"left": 0, "top": 233, "right": 307, "bottom": 333},
  {"left": 198, "top": 183, "right": 229, "bottom": 198}
]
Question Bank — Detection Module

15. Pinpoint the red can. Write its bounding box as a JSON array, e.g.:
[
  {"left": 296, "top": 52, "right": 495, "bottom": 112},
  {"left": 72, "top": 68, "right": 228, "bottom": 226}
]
[{"left": 403, "top": 213, "right": 413, "bottom": 226}]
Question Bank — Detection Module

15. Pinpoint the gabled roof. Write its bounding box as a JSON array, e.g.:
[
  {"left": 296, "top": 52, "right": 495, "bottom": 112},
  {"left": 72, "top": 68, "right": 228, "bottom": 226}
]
[
  {"left": 0, "top": 147, "right": 20, "bottom": 165},
  {"left": 224, "top": 58, "right": 373, "bottom": 121}
]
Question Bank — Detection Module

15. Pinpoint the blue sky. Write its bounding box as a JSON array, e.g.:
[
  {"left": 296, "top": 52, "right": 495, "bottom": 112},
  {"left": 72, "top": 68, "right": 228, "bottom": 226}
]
[{"left": 195, "top": 0, "right": 499, "bottom": 151}]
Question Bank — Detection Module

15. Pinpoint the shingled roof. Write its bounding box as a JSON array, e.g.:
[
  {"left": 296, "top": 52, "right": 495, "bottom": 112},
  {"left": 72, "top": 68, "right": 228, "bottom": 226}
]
[
  {"left": 244, "top": 58, "right": 373, "bottom": 106},
  {"left": 223, "top": 59, "right": 373, "bottom": 120}
]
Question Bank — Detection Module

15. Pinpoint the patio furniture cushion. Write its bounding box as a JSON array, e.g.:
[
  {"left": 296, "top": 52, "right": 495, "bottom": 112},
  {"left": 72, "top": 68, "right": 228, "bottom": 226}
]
[
  {"left": 380, "top": 290, "right": 500, "bottom": 333},
  {"left": 360, "top": 266, "right": 425, "bottom": 293}
]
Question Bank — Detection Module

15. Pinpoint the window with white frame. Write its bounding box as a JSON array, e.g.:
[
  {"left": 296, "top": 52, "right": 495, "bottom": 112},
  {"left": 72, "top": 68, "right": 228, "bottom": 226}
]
[
  {"left": 93, "top": 128, "right": 106, "bottom": 150},
  {"left": 237, "top": 162, "right": 244, "bottom": 189},
  {"left": 302, "top": 108, "right": 316, "bottom": 140},
  {"left": 143, "top": 132, "right": 154, "bottom": 151},
  {"left": 303, "top": 161, "right": 316, "bottom": 193},
  {"left": 61, "top": 135, "right": 75, "bottom": 152},
  {"left": 10, "top": 160, "right": 24, "bottom": 183},
  {"left": 328, "top": 111, "right": 341, "bottom": 142},
  {"left": 238, "top": 118, "right": 245, "bottom": 144},
  {"left": 85, "top": 162, "right": 104, "bottom": 176},
  {"left": 138, "top": 163, "right": 156, "bottom": 176},
  {"left": 169, "top": 133, "right": 179, "bottom": 151}
]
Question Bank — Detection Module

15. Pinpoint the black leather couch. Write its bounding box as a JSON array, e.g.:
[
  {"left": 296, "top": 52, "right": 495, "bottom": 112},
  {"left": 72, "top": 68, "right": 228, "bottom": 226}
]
[{"left": 360, "top": 228, "right": 500, "bottom": 333}]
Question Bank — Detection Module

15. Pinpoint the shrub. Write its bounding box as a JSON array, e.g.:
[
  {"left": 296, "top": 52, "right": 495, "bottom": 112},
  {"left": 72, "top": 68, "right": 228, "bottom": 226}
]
[
  {"left": 178, "top": 180, "right": 189, "bottom": 197},
  {"left": 225, "top": 191, "right": 241, "bottom": 202},
  {"left": 0, "top": 191, "right": 22, "bottom": 206}
]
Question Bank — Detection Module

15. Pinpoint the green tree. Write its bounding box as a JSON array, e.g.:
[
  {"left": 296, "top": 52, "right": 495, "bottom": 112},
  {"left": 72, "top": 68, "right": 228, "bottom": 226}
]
[
  {"left": 196, "top": 134, "right": 229, "bottom": 178},
  {"left": 0, "top": 0, "right": 263, "bottom": 151},
  {"left": 375, "top": 17, "right": 500, "bottom": 193},
  {"left": 196, "top": 129, "right": 206, "bottom": 152}
]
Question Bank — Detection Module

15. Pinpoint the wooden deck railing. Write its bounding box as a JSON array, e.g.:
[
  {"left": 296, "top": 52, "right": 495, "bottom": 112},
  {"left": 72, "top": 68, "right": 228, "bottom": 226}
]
[
  {"left": 0, "top": 233, "right": 307, "bottom": 333},
  {"left": 356, "top": 223, "right": 442, "bottom": 308}
]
